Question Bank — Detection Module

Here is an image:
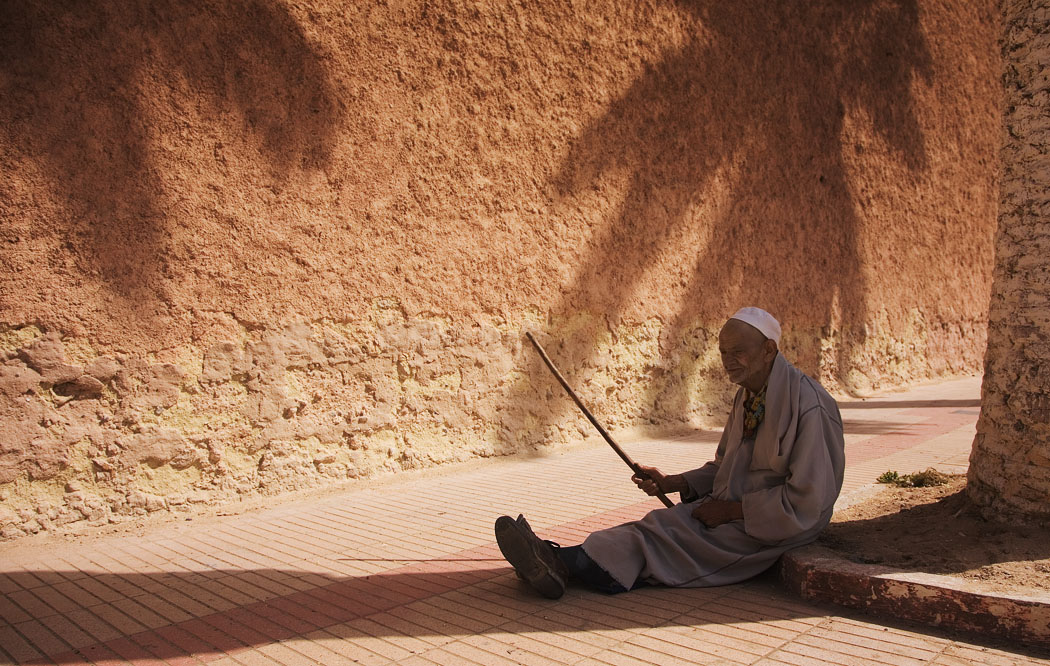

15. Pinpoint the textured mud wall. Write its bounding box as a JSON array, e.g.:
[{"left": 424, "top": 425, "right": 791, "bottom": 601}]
[
  {"left": 969, "top": 0, "right": 1050, "bottom": 523},
  {"left": 1, "top": 1, "right": 999, "bottom": 538}
]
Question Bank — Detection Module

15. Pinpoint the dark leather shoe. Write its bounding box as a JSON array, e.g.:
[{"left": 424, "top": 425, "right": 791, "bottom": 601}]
[{"left": 494, "top": 514, "right": 567, "bottom": 599}]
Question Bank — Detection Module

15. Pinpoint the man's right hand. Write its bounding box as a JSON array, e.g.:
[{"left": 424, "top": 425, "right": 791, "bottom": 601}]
[{"left": 632, "top": 464, "right": 688, "bottom": 496}]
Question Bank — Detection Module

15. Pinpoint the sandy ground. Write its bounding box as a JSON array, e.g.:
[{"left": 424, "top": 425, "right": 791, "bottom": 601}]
[{"left": 819, "top": 476, "right": 1050, "bottom": 596}]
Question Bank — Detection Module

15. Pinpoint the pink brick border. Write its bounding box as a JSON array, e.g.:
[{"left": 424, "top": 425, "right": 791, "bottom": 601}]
[{"left": 778, "top": 545, "right": 1050, "bottom": 649}]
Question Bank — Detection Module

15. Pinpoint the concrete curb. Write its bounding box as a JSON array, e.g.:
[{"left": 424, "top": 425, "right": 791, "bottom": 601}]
[{"left": 777, "top": 544, "right": 1050, "bottom": 648}]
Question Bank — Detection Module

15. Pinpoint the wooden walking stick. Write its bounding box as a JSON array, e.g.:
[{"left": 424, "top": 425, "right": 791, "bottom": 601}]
[{"left": 525, "top": 332, "right": 676, "bottom": 509}]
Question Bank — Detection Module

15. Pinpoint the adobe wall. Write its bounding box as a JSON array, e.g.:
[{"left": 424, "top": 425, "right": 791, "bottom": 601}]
[
  {"left": 0, "top": 1, "right": 999, "bottom": 538},
  {"left": 969, "top": 0, "right": 1050, "bottom": 523}
]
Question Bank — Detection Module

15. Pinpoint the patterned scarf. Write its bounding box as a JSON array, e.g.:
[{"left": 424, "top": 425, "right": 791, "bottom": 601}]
[{"left": 742, "top": 385, "right": 767, "bottom": 439}]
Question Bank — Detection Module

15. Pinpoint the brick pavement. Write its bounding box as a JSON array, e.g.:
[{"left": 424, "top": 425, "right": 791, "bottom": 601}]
[{"left": 2, "top": 375, "right": 1048, "bottom": 666}]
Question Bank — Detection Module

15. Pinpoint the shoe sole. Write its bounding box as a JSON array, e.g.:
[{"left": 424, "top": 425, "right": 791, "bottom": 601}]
[{"left": 494, "top": 516, "right": 565, "bottom": 599}]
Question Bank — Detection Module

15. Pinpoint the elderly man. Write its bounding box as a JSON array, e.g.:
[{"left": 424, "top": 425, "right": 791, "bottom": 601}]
[{"left": 495, "top": 307, "right": 845, "bottom": 598}]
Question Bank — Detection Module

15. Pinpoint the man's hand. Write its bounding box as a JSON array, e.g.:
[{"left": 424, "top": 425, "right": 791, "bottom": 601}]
[
  {"left": 691, "top": 500, "right": 744, "bottom": 527},
  {"left": 632, "top": 464, "right": 688, "bottom": 496}
]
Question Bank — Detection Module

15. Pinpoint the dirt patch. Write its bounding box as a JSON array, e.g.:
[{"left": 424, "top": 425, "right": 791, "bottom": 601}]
[{"left": 819, "top": 476, "right": 1050, "bottom": 596}]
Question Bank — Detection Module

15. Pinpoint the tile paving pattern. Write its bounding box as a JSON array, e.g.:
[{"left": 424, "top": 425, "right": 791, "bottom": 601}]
[{"left": 2, "top": 376, "right": 1048, "bottom": 665}]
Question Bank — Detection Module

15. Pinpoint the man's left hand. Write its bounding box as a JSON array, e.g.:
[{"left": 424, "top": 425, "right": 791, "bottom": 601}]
[{"left": 691, "top": 500, "right": 744, "bottom": 527}]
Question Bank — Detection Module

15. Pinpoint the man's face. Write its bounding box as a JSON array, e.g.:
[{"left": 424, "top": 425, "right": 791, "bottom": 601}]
[{"left": 718, "top": 320, "right": 775, "bottom": 388}]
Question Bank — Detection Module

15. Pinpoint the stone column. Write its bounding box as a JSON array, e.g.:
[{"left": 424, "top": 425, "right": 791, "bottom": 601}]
[{"left": 968, "top": 0, "right": 1050, "bottom": 522}]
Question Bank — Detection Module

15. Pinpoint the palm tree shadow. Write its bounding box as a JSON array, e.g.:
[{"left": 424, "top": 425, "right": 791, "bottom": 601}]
[
  {"left": 0, "top": 0, "right": 343, "bottom": 311},
  {"left": 503, "top": 0, "right": 933, "bottom": 454}
]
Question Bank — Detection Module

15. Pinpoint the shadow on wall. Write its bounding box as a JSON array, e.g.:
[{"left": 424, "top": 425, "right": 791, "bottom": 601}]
[
  {"left": 0, "top": 0, "right": 342, "bottom": 303},
  {"left": 508, "top": 0, "right": 932, "bottom": 450}
]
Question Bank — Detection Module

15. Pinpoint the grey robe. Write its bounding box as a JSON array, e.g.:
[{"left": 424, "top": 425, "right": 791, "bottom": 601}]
[{"left": 582, "top": 353, "right": 845, "bottom": 589}]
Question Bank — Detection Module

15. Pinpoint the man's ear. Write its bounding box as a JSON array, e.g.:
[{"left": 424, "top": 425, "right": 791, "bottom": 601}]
[{"left": 764, "top": 339, "right": 778, "bottom": 360}]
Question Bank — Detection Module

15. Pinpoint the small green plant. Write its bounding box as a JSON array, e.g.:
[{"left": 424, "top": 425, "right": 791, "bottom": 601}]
[
  {"left": 876, "top": 468, "right": 951, "bottom": 488},
  {"left": 876, "top": 470, "right": 900, "bottom": 484},
  {"left": 906, "top": 468, "right": 952, "bottom": 487}
]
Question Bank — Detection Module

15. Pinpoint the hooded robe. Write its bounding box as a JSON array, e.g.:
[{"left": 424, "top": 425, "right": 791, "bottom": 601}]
[{"left": 581, "top": 353, "right": 845, "bottom": 589}]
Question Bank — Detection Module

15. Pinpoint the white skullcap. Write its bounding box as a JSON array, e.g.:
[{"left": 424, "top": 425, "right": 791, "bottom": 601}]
[{"left": 729, "top": 307, "right": 781, "bottom": 343}]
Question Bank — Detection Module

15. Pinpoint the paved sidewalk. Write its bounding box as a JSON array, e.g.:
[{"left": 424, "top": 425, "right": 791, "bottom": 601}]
[{"left": 2, "top": 375, "right": 1048, "bottom": 666}]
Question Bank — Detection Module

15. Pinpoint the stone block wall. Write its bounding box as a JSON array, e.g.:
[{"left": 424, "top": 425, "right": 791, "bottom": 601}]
[{"left": 0, "top": 1, "right": 1000, "bottom": 538}]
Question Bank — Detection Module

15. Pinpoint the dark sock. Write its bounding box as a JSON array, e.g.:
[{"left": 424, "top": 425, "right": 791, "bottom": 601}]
[{"left": 555, "top": 544, "right": 647, "bottom": 595}]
